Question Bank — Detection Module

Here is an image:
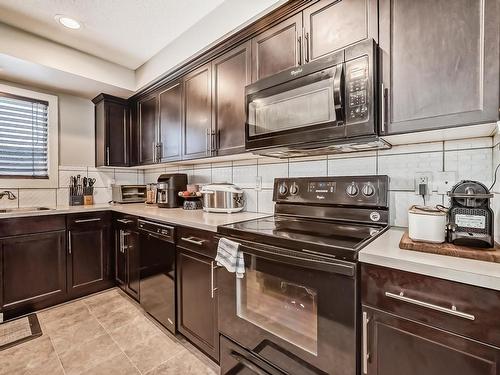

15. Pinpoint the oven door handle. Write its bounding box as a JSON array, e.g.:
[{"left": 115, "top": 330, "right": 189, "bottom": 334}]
[{"left": 230, "top": 351, "right": 275, "bottom": 375}]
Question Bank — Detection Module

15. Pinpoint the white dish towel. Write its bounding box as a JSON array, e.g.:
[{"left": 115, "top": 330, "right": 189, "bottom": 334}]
[{"left": 216, "top": 237, "right": 245, "bottom": 278}]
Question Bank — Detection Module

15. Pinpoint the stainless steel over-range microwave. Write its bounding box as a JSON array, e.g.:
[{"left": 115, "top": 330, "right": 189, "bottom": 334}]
[{"left": 245, "top": 39, "right": 387, "bottom": 157}]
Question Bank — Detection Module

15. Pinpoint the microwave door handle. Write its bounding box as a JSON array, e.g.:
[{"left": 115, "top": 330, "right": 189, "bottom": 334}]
[{"left": 333, "top": 64, "right": 344, "bottom": 124}]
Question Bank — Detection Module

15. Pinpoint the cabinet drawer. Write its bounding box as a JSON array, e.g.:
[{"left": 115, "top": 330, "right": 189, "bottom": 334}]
[
  {"left": 362, "top": 264, "right": 500, "bottom": 347},
  {"left": 177, "top": 227, "right": 216, "bottom": 258},
  {"left": 67, "top": 211, "right": 111, "bottom": 230},
  {"left": 0, "top": 215, "right": 66, "bottom": 237}
]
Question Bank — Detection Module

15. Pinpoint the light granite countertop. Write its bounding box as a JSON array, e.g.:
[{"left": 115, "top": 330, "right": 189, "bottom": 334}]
[
  {"left": 0, "top": 203, "right": 270, "bottom": 232},
  {"left": 359, "top": 227, "right": 500, "bottom": 291}
]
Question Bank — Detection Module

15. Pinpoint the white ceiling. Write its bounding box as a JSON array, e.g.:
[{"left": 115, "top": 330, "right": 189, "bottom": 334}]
[{"left": 0, "top": 0, "right": 225, "bottom": 69}]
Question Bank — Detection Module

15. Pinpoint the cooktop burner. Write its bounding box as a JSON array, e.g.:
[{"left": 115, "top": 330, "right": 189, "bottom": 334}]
[
  {"left": 218, "top": 176, "right": 389, "bottom": 262},
  {"left": 219, "top": 215, "right": 385, "bottom": 261}
]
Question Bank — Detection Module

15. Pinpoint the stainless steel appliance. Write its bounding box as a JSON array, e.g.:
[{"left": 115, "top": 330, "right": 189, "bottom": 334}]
[
  {"left": 245, "top": 39, "right": 389, "bottom": 158},
  {"left": 447, "top": 180, "right": 494, "bottom": 248},
  {"left": 156, "top": 174, "right": 187, "bottom": 208},
  {"left": 200, "top": 183, "right": 245, "bottom": 213},
  {"left": 137, "top": 219, "right": 176, "bottom": 333},
  {"left": 111, "top": 184, "right": 147, "bottom": 203},
  {"left": 217, "top": 175, "right": 389, "bottom": 375}
]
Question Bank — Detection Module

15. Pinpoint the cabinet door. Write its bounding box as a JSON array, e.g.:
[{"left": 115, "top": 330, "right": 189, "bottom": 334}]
[
  {"left": 177, "top": 248, "right": 219, "bottom": 361},
  {"left": 303, "top": 0, "right": 377, "bottom": 62},
  {"left": 68, "top": 221, "right": 112, "bottom": 297},
  {"left": 95, "top": 100, "right": 107, "bottom": 167},
  {"left": 251, "top": 13, "right": 302, "bottom": 82},
  {"left": 379, "top": 0, "right": 500, "bottom": 134},
  {"left": 183, "top": 64, "right": 212, "bottom": 160},
  {"left": 363, "top": 307, "right": 500, "bottom": 375},
  {"left": 0, "top": 231, "right": 66, "bottom": 316},
  {"left": 212, "top": 41, "right": 251, "bottom": 156},
  {"left": 159, "top": 81, "right": 183, "bottom": 162},
  {"left": 138, "top": 95, "right": 158, "bottom": 165},
  {"left": 107, "top": 101, "right": 128, "bottom": 167}
]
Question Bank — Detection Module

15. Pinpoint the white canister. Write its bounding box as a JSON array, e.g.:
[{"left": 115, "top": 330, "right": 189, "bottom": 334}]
[{"left": 408, "top": 205, "right": 447, "bottom": 243}]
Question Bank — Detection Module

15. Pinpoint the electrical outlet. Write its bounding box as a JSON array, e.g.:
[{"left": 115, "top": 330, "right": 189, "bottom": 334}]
[
  {"left": 436, "top": 171, "right": 458, "bottom": 194},
  {"left": 414, "top": 172, "right": 433, "bottom": 197}
]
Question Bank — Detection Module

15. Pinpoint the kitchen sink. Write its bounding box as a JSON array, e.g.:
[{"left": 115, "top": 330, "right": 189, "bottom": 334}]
[{"left": 0, "top": 207, "right": 54, "bottom": 213}]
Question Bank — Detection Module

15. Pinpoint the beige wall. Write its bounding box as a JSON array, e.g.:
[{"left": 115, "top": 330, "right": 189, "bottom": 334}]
[{"left": 58, "top": 93, "right": 94, "bottom": 167}]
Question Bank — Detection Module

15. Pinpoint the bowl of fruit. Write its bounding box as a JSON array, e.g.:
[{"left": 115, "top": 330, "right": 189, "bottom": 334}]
[{"left": 178, "top": 190, "right": 203, "bottom": 210}]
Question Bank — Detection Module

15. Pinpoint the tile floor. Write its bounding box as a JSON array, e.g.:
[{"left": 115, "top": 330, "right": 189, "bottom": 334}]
[{"left": 0, "top": 288, "right": 219, "bottom": 375}]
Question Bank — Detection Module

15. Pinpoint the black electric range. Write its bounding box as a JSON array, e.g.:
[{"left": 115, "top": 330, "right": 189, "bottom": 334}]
[{"left": 217, "top": 175, "right": 389, "bottom": 375}]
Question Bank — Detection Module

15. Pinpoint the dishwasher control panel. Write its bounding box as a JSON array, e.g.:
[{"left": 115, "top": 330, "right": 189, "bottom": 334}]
[{"left": 138, "top": 219, "right": 175, "bottom": 242}]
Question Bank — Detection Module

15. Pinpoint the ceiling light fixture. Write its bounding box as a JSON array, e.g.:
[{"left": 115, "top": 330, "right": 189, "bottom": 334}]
[{"left": 55, "top": 15, "right": 81, "bottom": 29}]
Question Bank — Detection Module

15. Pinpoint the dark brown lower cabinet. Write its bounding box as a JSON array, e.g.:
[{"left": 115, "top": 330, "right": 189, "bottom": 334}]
[
  {"left": 0, "top": 230, "right": 67, "bottom": 320},
  {"left": 177, "top": 247, "right": 219, "bottom": 361},
  {"left": 363, "top": 307, "right": 500, "bottom": 375},
  {"left": 67, "top": 213, "right": 113, "bottom": 298},
  {"left": 362, "top": 264, "right": 500, "bottom": 375},
  {"left": 114, "top": 216, "right": 140, "bottom": 301}
]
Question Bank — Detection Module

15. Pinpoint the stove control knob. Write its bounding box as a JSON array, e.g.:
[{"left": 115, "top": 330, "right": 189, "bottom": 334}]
[
  {"left": 345, "top": 182, "right": 359, "bottom": 197},
  {"left": 289, "top": 183, "right": 299, "bottom": 195},
  {"left": 362, "top": 183, "right": 375, "bottom": 197},
  {"left": 278, "top": 183, "right": 288, "bottom": 196}
]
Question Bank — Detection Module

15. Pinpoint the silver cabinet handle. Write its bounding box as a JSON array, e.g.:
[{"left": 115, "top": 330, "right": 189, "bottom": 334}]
[
  {"left": 152, "top": 142, "right": 156, "bottom": 163},
  {"left": 181, "top": 236, "right": 205, "bottom": 246},
  {"left": 297, "top": 34, "right": 302, "bottom": 65},
  {"left": 362, "top": 311, "right": 370, "bottom": 374},
  {"left": 385, "top": 291, "right": 475, "bottom": 321},
  {"left": 205, "top": 128, "right": 210, "bottom": 156},
  {"left": 304, "top": 30, "right": 310, "bottom": 63},
  {"left": 116, "top": 219, "right": 133, "bottom": 224},
  {"left": 106, "top": 146, "right": 110, "bottom": 166},
  {"left": 380, "top": 83, "right": 387, "bottom": 133},
  {"left": 68, "top": 230, "right": 72, "bottom": 255},
  {"left": 74, "top": 218, "right": 102, "bottom": 223},
  {"left": 210, "top": 261, "right": 218, "bottom": 299}
]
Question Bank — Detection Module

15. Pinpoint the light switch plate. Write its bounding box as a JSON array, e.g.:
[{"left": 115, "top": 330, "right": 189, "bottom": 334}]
[{"left": 436, "top": 171, "right": 458, "bottom": 194}]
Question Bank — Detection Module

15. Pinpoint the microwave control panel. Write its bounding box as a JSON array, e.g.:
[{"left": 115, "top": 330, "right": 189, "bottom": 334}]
[{"left": 345, "top": 56, "right": 369, "bottom": 124}]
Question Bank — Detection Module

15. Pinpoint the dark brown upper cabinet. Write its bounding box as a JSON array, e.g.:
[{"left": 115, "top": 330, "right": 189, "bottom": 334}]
[
  {"left": 183, "top": 63, "right": 212, "bottom": 160},
  {"left": 159, "top": 81, "right": 183, "bottom": 162},
  {"left": 211, "top": 41, "right": 251, "bottom": 156},
  {"left": 93, "top": 94, "right": 129, "bottom": 167},
  {"left": 252, "top": 13, "right": 303, "bottom": 82},
  {"left": 379, "top": 0, "right": 500, "bottom": 135},
  {"left": 303, "top": 0, "right": 378, "bottom": 62},
  {"left": 137, "top": 95, "right": 159, "bottom": 165},
  {"left": 67, "top": 213, "right": 112, "bottom": 298}
]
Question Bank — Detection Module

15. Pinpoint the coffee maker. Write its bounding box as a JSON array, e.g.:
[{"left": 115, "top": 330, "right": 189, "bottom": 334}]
[{"left": 156, "top": 174, "right": 188, "bottom": 208}]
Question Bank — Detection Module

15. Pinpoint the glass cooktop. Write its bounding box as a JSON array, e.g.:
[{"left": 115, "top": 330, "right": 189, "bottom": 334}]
[{"left": 219, "top": 216, "right": 386, "bottom": 262}]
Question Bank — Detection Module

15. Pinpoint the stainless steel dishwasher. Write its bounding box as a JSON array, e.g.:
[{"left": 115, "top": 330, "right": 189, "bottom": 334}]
[{"left": 137, "top": 219, "right": 176, "bottom": 334}]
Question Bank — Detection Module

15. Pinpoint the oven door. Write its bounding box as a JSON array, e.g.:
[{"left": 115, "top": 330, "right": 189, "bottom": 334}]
[{"left": 218, "top": 240, "right": 358, "bottom": 375}]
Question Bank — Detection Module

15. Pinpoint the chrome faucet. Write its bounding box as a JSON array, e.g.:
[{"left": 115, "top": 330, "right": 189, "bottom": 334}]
[{"left": 0, "top": 191, "right": 16, "bottom": 200}]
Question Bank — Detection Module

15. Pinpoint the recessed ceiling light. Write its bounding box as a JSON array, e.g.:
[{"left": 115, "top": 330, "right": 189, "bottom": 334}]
[{"left": 55, "top": 15, "right": 81, "bottom": 29}]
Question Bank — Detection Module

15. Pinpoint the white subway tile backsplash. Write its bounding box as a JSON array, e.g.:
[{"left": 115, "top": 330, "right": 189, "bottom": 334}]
[
  {"left": 444, "top": 137, "right": 492, "bottom": 150},
  {"left": 115, "top": 171, "right": 140, "bottom": 185},
  {"left": 243, "top": 189, "right": 257, "bottom": 212},
  {"left": 18, "top": 189, "right": 56, "bottom": 208},
  {"left": 211, "top": 166, "right": 232, "bottom": 183},
  {"left": 233, "top": 165, "right": 258, "bottom": 188},
  {"left": 258, "top": 190, "right": 275, "bottom": 214},
  {"left": 289, "top": 159, "right": 327, "bottom": 177},
  {"left": 191, "top": 168, "right": 211, "bottom": 184},
  {"left": 93, "top": 187, "right": 112, "bottom": 204},
  {"left": 379, "top": 141, "right": 443, "bottom": 155},
  {"left": 378, "top": 152, "right": 442, "bottom": 190},
  {"left": 444, "top": 148, "right": 492, "bottom": 187},
  {"left": 328, "top": 156, "right": 377, "bottom": 176},
  {"left": 258, "top": 162, "right": 288, "bottom": 189},
  {"left": 87, "top": 169, "right": 114, "bottom": 188},
  {"left": 56, "top": 188, "right": 69, "bottom": 207},
  {"left": 491, "top": 194, "right": 500, "bottom": 242},
  {"left": 389, "top": 191, "right": 443, "bottom": 227}
]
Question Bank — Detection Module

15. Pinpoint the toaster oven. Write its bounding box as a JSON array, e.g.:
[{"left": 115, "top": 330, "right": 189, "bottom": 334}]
[{"left": 111, "top": 184, "right": 147, "bottom": 203}]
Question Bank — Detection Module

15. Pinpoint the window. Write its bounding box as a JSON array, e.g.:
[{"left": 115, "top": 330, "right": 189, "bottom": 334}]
[
  {"left": 0, "top": 84, "right": 58, "bottom": 189},
  {"left": 0, "top": 93, "right": 49, "bottom": 178}
]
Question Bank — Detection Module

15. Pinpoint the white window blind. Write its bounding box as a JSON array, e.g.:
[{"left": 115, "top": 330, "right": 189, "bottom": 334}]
[{"left": 0, "top": 93, "right": 49, "bottom": 178}]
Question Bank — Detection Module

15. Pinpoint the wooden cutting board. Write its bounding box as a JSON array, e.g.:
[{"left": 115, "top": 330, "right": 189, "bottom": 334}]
[{"left": 399, "top": 231, "right": 500, "bottom": 263}]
